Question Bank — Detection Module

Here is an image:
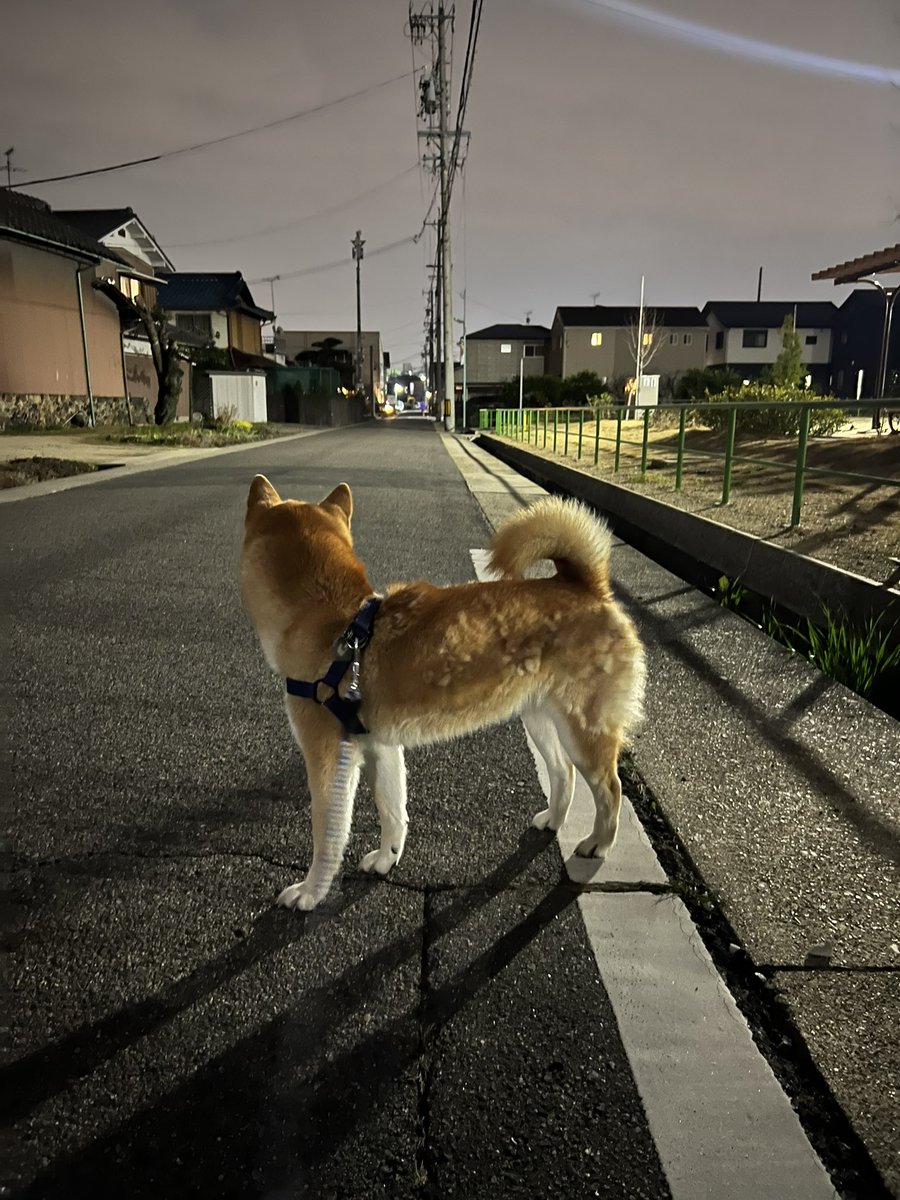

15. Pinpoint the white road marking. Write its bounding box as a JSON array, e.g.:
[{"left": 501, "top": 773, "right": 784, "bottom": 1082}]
[{"left": 470, "top": 547, "right": 837, "bottom": 1200}]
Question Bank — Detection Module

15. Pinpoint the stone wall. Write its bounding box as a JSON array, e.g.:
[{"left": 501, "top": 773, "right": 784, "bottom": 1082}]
[{"left": 0, "top": 393, "right": 152, "bottom": 429}]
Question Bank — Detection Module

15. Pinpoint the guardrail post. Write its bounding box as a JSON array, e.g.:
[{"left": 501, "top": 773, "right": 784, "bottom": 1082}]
[
  {"left": 614, "top": 410, "right": 622, "bottom": 472},
  {"left": 578, "top": 408, "right": 584, "bottom": 460},
  {"left": 564, "top": 410, "right": 570, "bottom": 456},
  {"left": 495, "top": 408, "right": 501, "bottom": 432},
  {"left": 640, "top": 407, "right": 650, "bottom": 474},
  {"left": 594, "top": 409, "right": 600, "bottom": 466},
  {"left": 553, "top": 409, "right": 559, "bottom": 453},
  {"left": 543, "top": 408, "right": 548, "bottom": 449},
  {"left": 675, "top": 405, "right": 686, "bottom": 490},
  {"left": 791, "top": 404, "right": 811, "bottom": 526},
  {"left": 722, "top": 406, "right": 737, "bottom": 504}
]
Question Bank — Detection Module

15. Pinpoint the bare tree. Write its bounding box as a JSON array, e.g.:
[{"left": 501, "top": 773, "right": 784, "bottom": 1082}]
[
  {"left": 133, "top": 299, "right": 183, "bottom": 425},
  {"left": 625, "top": 308, "right": 669, "bottom": 374}
]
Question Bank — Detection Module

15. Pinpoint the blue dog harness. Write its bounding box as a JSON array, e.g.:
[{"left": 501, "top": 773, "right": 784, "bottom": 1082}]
[{"left": 285, "top": 596, "right": 382, "bottom": 736}]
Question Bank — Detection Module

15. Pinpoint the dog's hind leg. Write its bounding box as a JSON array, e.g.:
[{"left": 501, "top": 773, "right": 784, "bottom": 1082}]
[
  {"left": 555, "top": 717, "right": 623, "bottom": 860},
  {"left": 358, "top": 742, "right": 408, "bottom": 876},
  {"left": 278, "top": 720, "right": 363, "bottom": 911},
  {"left": 521, "top": 707, "right": 575, "bottom": 833}
]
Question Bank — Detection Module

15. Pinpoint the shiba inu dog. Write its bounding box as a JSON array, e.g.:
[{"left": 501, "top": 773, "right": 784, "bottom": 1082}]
[{"left": 240, "top": 476, "right": 645, "bottom": 911}]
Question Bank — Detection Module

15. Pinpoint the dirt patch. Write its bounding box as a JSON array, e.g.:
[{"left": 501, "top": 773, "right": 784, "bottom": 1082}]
[{"left": 0, "top": 457, "right": 103, "bottom": 489}]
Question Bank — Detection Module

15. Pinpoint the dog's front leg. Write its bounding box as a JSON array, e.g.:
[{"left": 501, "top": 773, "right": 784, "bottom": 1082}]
[
  {"left": 278, "top": 710, "right": 361, "bottom": 911},
  {"left": 358, "top": 742, "right": 408, "bottom": 877}
]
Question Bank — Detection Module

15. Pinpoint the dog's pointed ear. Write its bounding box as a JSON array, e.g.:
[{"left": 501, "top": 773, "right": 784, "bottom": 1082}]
[
  {"left": 247, "top": 474, "right": 280, "bottom": 513},
  {"left": 320, "top": 482, "right": 353, "bottom": 524}
]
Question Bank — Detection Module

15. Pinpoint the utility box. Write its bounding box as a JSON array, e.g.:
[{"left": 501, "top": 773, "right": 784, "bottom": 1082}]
[
  {"left": 636, "top": 374, "right": 660, "bottom": 407},
  {"left": 193, "top": 371, "right": 267, "bottom": 422}
]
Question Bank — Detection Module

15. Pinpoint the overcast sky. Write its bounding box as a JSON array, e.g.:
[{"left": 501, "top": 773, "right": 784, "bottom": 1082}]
[{"left": 3, "top": 0, "right": 898, "bottom": 368}]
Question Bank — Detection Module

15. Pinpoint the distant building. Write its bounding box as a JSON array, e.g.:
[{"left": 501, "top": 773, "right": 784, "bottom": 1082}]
[
  {"left": 547, "top": 306, "right": 707, "bottom": 383},
  {"left": 156, "top": 271, "right": 273, "bottom": 362},
  {"left": 703, "top": 301, "right": 837, "bottom": 389},
  {"left": 462, "top": 323, "right": 551, "bottom": 400},
  {"left": 280, "top": 329, "right": 384, "bottom": 401},
  {"left": 830, "top": 289, "right": 900, "bottom": 399}
]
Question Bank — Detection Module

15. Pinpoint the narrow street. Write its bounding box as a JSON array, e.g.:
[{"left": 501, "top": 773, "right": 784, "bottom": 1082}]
[{"left": 2, "top": 421, "right": 844, "bottom": 1198}]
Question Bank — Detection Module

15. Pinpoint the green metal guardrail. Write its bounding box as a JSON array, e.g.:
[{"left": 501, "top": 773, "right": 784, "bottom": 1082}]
[{"left": 479, "top": 401, "right": 897, "bottom": 527}]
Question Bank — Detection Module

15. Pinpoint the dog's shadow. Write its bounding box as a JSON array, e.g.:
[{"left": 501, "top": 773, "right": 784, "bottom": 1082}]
[{"left": 13, "top": 830, "right": 572, "bottom": 1199}]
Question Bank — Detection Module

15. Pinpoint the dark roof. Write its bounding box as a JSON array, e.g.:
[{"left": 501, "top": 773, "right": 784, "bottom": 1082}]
[
  {"left": 155, "top": 271, "right": 273, "bottom": 321},
  {"left": 812, "top": 245, "right": 900, "bottom": 284},
  {"left": 467, "top": 323, "right": 551, "bottom": 341},
  {"left": 702, "top": 301, "right": 838, "bottom": 328},
  {"left": 0, "top": 190, "right": 127, "bottom": 264},
  {"left": 54, "top": 208, "right": 136, "bottom": 241},
  {"left": 556, "top": 305, "right": 705, "bottom": 328}
]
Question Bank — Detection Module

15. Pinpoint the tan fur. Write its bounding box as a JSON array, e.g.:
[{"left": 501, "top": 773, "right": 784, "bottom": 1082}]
[{"left": 240, "top": 475, "right": 645, "bottom": 911}]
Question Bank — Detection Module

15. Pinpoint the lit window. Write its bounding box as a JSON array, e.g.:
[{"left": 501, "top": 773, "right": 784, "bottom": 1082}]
[
  {"left": 642, "top": 332, "right": 653, "bottom": 346},
  {"left": 683, "top": 333, "right": 693, "bottom": 346},
  {"left": 500, "top": 343, "right": 512, "bottom": 353},
  {"left": 590, "top": 332, "right": 602, "bottom": 346}
]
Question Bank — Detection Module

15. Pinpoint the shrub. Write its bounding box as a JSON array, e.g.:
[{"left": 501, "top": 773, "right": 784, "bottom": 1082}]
[
  {"left": 695, "top": 383, "right": 846, "bottom": 437},
  {"left": 673, "top": 366, "right": 741, "bottom": 400}
]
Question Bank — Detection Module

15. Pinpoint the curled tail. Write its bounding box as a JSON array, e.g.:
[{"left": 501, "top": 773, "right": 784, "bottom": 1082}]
[{"left": 488, "top": 497, "right": 613, "bottom": 597}]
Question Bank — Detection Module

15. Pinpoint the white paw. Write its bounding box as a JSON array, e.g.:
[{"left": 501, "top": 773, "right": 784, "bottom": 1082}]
[
  {"left": 358, "top": 846, "right": 401, "bottom": 876},
  {"left": 276, "top": 879, "right": 324, "bottom": 911},
  {"left": 575, "top": 835, "right": 610, "bottom": 860},
  {"left": 532, "top": 807, "right": 559, "bottom": 832}
]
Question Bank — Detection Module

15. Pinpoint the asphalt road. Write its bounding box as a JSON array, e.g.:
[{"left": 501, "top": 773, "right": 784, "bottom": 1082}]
[{"left": 3, "top": 422, "right": 672, "bottom": 1199}]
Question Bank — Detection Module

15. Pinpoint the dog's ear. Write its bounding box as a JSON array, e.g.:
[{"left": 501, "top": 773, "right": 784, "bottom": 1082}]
[
  {"left": 247, "top": 474, "right": 280, "bottom": 514},
  {"left": 320, "top": 483, "right": 353, "bottom": 524}
]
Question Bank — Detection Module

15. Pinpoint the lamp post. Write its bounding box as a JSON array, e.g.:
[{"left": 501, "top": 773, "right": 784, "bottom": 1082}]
[{"left": 857, "top": 277, "right": 900, "bottom": 428}]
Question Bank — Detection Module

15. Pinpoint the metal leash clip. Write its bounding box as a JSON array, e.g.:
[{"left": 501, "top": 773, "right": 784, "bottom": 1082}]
[{"left": 344, "top": 649, "right": 363, "bottom": 702}]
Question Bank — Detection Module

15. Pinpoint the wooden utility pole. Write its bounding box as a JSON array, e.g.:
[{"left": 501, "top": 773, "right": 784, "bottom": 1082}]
[{"left": 352, "top": 230, "right": 365, "bottom": 403}]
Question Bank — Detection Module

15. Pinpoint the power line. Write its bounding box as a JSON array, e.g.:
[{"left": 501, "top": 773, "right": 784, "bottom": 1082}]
[
  {"left": 247, "top": 234, "right": 416, "bottom": 284},
  {"left": 11, "top": 71, "right": 415, "bottom": 189},
  {"left": 162, "top": 163, "right": 421, "bottom": 248}
]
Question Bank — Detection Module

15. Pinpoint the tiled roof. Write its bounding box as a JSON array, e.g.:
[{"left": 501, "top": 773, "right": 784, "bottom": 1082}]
[
  {"left": 702, "top": 301, "right": 838, "bottom": 328},
  {"left": 0, "top": 190, "right": 127, "bottom": 264},
  {"left": 812, "top": 245, "right": 900, "bottom": 284},
  {"left": 54, "top": 208, "right": 137, "bottom": 241},
  {"left": 467, "top": 324, "right": 551, "bottom": 340},
  {"left": 556, "top": 305, "right": 705, "bottom": 328},
  {"left": 155, "top": 272, "right": 273, "bottom": 321}
]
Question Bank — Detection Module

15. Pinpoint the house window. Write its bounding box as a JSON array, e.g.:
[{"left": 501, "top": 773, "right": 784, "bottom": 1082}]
[
  {"left": 642, "top": 332, "right": 653, "bottom": 347},
  {"left": 669, "top": 333, "right": 678, "bottom": 345},
  {"left": 805, "top": 334, "right": 818, "bottom": 345},
  {"left": 524, "top": 344, "right": 541, "bottom": 357},
  {"left": 118, "top": 276, "right": 140, "bottom": 302},
  {"left": 683, "top": 333, "right": 693, "bottom": 346},
  {"left": 590, "top": 332, "right": 603, "bottom": 346},
  {"left": 175, "top": 312, "right": 213, "bottom": 337},
  {"left": 500, "top": 343, "right": 512, "bottom": 354},
  {"left": 742, "top": 329, "right": 767, "bottom": 349},
  {"left": 715, "top": 331, "right": 724, "bottom": 350}
]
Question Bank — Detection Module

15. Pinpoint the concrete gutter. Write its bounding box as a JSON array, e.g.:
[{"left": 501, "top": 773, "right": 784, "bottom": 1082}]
[{"left": 478, "top": 433, "right": 900, "bottom": 649}]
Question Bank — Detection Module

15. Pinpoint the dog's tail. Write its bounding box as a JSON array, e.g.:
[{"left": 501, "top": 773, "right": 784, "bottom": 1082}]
[{"left": 488, "top": 497, "right": 613, "bottom": 597}]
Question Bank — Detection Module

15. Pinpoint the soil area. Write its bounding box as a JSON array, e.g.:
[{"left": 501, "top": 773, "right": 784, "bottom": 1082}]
[{"left": 506, "top": 417, "right": 900, "bottom": 587}]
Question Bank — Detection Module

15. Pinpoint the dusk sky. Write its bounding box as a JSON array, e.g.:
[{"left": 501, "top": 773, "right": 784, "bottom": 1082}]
[{"left": 3, "top": 0, "right": 897, "bottom": 368}]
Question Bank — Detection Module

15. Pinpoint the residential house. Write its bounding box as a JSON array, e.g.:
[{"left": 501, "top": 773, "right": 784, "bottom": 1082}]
[
  {"left": 462, "top": 324, "right": 551, "bottom": 401},
  {"left": 547, "top": 306, "right": 708, "bottom": 385},
  {"left": 281, "top": 329, "right": 385, "bottom": 402},
  {"left": 703, "top": 301, "right": 838, "bottom": 390},
  {"left": 56, "top": 207, "right": 175, "bottom": 417},
  {"left": 0, "top": 190, "right": 149, "bottom": 425},
  {"left": 830, "top": 289, "right": 900, "bottom": 399},
  {"left": 155, "top": 271, "right": 274, "bottom": 365}
]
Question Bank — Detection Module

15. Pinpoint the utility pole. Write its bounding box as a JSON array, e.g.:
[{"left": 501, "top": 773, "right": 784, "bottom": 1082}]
[
  {"left": 410, "top": 2, "right": 457, "bottom": 430},
  {"left": 437, "top": 3, "right": 456, "bottom": 430},
  {"left": 352, "top": 230, "right": 365, "bottom": 405}
]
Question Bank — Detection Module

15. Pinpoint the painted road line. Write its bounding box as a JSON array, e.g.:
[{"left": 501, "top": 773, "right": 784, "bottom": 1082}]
[
  {"left": 470, "top": 546, "right": 836, "bottom": 1200},
  {"left": 579, "top": 894, "right": 837, "bottom": 1200}
]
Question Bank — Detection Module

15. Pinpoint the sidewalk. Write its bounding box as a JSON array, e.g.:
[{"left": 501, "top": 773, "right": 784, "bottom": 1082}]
[{"left": 445, "top": 431, "right": 899, "bottom": 1198}]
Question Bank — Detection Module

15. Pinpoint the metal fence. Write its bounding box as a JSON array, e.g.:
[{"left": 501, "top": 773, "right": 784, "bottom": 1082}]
[{"left": 479, "top": 400, "right": 897, "bottom": 527}]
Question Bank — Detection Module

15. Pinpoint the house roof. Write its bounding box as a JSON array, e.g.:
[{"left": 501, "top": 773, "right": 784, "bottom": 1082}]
[
  {"left": 56, "top": 207, "right": 174, "bottom": 271},
  {"left": 702, "top": 301, "right": 838, "bottom": 328},
  {"left": 0, "top": 189, "right": 128, "bottom": 265},
  {"left": 555, "top": 305, "right": 705, "bottom": 328},
  {"left": 155, "top": 271, "right": 274, "bottom": 321},
  {"left": 466, "top": 324, "right": 551, "bottom": 341},
  {"left": 812, "top": 245, "right": 900, "bottom": 285}
]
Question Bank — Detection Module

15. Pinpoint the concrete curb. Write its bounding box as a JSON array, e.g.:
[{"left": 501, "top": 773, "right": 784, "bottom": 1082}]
[{"left": 478, "top": 434, "right": 900, "bottom": 648}]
